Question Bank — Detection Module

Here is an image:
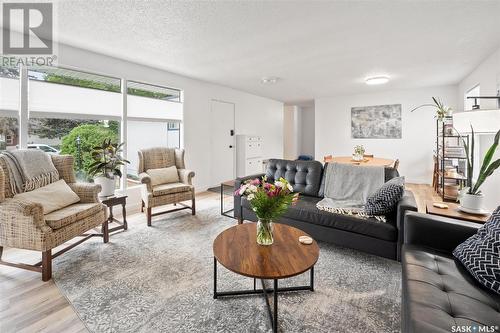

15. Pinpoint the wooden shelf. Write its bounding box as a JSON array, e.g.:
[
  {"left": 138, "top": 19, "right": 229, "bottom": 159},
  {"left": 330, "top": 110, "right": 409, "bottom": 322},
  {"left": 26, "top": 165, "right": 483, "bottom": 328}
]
[{"left": 438, "top": 171, "right": 467, "bottom": 180}]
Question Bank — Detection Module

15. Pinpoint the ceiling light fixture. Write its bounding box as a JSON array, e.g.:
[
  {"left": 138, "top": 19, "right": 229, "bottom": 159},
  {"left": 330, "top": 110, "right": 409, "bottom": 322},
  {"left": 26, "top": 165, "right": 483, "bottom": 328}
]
[
  {"left": 365, "top": 76, "right": 390, "bottom": 85},
  {"left": 261, "top": 76, "right": 279, "bottom": 84}
]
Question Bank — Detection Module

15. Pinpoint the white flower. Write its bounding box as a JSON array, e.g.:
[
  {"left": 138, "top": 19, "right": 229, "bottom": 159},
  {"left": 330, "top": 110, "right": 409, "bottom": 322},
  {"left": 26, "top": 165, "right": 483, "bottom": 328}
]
[
  {"left": 248, "top": 184, "right": 258, "bottom": 193},
  {"left": 275, "top": 181, "right": 284, "bottom": 188},
  {"left": 247, "top": 194, "right": 255, "bottom": 200},
  {"left": 287, "top": 183, "right": 293, "bottom": 192}
]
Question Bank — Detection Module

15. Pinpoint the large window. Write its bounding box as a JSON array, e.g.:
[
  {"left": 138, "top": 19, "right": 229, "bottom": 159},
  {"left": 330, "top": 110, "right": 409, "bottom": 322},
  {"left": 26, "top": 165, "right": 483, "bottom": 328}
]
[{"left": 2, "top": 63, "right": 184, "bottom": 190}]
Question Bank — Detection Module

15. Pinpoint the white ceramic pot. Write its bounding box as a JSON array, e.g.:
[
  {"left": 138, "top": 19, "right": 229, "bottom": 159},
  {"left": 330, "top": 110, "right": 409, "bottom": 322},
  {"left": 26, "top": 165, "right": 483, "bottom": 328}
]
[
  {"left": 94, "top": 176, "right": 116, "bottom": 197},
  {"left": 460, "top": 193, "right": 485, "bottom": 211}
]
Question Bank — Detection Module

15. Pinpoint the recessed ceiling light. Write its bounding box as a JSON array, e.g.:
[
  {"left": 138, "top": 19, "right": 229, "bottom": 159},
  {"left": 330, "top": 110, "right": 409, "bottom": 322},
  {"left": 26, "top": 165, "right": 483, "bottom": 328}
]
[
  {"left": 365, "top": 76, "right": 390, "bottom": 85},
  {"left": 261, "top": 76, "right": 279, "bottom": 84}
]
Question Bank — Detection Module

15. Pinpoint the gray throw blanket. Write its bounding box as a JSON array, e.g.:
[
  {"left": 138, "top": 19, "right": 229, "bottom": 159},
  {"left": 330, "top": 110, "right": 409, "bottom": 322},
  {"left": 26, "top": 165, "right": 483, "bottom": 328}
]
[
  {"left": 0, "top": 150, "right": 59, "bottom": 194},
  {"left": 317, "top": 163, "right": 385, "bottom": 220}
]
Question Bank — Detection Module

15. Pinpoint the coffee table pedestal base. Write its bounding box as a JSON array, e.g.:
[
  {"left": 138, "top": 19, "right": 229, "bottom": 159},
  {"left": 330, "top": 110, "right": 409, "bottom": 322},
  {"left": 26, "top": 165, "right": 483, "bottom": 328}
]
[{"left": 213, "top": 257, "right": 314, "bottom": 333}]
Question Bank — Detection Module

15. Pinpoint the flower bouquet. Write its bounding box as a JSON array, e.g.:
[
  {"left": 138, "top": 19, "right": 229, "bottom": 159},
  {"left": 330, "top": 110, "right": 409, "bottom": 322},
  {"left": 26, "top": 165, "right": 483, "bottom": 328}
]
[{"left": 235, "top": 176, "right": 298, "bottom": 245}]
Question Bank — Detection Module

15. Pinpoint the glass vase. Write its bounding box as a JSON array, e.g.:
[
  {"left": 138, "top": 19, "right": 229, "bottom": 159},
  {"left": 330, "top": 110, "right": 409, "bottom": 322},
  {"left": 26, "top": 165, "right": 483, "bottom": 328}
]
[{"left": 256, "top": 219, "right": 274, "bottom": 245}]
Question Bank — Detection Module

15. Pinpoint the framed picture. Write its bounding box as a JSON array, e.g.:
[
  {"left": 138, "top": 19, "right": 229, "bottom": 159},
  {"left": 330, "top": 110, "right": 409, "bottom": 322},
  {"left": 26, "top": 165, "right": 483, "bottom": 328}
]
[{"left": 351, "top": 104, "right": 402, "bottom": 139}]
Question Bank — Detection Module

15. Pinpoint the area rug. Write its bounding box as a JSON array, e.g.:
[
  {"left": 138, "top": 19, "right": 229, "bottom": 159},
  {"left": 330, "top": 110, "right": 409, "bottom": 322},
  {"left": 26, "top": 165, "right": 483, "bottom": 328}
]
[{"left": 53, "top": 204, "right": 401, "bottom": 333}]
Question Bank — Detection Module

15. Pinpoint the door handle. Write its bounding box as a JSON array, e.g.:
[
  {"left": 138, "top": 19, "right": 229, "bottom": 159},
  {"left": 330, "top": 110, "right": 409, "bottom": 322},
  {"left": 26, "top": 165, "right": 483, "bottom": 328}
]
[{"left": 229, "top": 145, "right": 233, "bottom": 148}]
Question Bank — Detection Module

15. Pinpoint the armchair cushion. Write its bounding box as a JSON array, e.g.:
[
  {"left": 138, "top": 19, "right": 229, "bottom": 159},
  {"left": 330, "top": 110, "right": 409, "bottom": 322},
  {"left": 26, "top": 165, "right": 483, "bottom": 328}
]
[
  {"left": 14, "top": 179, "right": 80, "bottom": 214},
  {"left": 147, "top": 166, "right": 179, "bottom": 186},
  {"left": 152, "top": 182, "right": 192, "bottom": 197},
  {"left": 44, "top": 202, "right": 104, "bottom": 230}
]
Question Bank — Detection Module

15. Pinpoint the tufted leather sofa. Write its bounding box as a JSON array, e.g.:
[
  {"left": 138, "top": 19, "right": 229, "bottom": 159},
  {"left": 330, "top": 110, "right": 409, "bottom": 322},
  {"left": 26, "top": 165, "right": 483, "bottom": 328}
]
[
  {"left": 403, "top": 212, "right": 500, "bottom": 332},
  {"left": 234, "top": 158, "right": 418, "bottom": 260}
]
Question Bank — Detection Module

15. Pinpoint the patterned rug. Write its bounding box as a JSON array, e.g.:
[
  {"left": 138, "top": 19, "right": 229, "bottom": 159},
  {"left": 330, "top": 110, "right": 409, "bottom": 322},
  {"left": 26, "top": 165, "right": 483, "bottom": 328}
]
[{"left": 53, "top": 204, "right": 401, "bottom": 333}]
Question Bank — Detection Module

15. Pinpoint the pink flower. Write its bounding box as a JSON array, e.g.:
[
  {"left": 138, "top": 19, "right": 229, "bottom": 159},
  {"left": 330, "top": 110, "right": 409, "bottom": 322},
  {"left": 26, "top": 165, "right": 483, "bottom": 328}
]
[{"left": 250, "top": 178, "right": 260, "bottom": 186}]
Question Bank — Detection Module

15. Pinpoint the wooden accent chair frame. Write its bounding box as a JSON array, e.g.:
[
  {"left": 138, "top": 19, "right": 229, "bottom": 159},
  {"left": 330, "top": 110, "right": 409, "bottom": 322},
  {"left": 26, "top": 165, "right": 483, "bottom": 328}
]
[
  {"left": 138, "top": 148, "right": 196, "bottom": 226},
  {"left": 0, "top": 155, "right": 107, "bottom": 281}
]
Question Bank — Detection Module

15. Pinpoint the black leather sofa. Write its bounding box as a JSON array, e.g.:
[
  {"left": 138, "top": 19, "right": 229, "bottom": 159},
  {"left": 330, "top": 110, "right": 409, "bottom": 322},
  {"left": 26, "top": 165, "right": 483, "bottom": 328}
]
[
  {"left": 234, "top": 159, "right": 418, "bottom": 260},
  {"left": 402, "top": 212, "right": 500, "bottom": 332}
]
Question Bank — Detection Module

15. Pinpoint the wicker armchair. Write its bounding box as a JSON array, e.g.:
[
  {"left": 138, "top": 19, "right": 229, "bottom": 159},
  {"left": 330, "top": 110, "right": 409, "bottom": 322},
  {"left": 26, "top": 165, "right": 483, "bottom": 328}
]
[
  {"left": 0, "top": 154, "right": 107, "bottom": 281},
  {"left": 138, "top": 147, "right": 195, "bottom": 226}
]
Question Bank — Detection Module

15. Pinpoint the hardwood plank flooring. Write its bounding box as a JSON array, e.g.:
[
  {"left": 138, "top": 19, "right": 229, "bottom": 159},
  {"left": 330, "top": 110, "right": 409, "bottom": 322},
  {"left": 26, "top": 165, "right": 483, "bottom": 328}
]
[{"left": 0, "top": 186, "right": 437, "bottom": 333}]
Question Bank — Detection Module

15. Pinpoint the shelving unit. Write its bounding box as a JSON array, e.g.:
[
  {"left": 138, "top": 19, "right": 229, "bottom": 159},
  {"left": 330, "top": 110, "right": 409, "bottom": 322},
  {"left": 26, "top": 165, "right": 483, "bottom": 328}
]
[{"left": 435, "top": 116, "right": 469, "bottom": 201}]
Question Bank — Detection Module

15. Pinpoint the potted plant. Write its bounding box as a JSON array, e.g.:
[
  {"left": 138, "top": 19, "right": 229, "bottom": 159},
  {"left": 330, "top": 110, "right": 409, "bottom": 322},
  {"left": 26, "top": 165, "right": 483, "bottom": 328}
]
[
  {"left": 88, "top": 138, "right": 130, "bottom": 197},
  {"left": 410, "top": 97, "right": 452, "bottom": 121},
  {"left": 235, "top": 177, "right": 298, "bottom": 245},
  {"left": 458, "top": 127, "right": 500, "bottom": 212},
  {"left": 353, "top": 145, "right": 365, "bottom": 161}
]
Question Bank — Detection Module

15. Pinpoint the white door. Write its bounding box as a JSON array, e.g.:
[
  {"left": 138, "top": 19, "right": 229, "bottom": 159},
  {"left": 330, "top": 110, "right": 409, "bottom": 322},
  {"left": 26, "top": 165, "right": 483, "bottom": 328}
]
[{"left": 210, "top": 100, "right": 235, "bottom": 186}]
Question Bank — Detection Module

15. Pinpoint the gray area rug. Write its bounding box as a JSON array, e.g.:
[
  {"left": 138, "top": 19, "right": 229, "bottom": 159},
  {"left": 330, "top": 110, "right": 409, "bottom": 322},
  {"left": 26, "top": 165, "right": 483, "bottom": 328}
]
[{"left": 53, "top": 204, "right": 401, "bottom": 333}]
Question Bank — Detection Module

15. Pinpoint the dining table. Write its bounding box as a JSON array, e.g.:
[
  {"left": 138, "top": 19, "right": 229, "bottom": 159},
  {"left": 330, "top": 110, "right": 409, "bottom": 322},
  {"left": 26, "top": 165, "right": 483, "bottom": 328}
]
[{"left": 324, "top": 156, "right": 394, "bottom": 167}]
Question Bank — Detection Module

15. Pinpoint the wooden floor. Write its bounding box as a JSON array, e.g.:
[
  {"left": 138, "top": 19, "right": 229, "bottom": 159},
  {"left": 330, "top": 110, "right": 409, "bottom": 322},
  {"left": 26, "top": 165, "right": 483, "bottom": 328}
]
[{"left": 0, "top": 185, "right": 439, "bottom": 333}]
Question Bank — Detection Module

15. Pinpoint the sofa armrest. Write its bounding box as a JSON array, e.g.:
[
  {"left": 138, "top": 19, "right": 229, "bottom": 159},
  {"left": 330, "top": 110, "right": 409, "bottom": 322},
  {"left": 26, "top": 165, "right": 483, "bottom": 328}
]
[
  {"left": 69, "top": 182, "right": 101, "bottom": 203},
  {"left": 139, "top": 172, "right": 152, "bottom": 192},
  {"left": 404, "top": 211, "right": 480, "bottom": 254},
  {"left": 396, "top": 190, "right": 418, "bottom": 260},
  {"left": 234, "top": 173, "right": 266, "bottom": 220},
  {"left": 178, "top": 169, "right": 195, "bottom": 185},
  {"left": 0, "top": 198, "right": 52, "bottom": 250}
]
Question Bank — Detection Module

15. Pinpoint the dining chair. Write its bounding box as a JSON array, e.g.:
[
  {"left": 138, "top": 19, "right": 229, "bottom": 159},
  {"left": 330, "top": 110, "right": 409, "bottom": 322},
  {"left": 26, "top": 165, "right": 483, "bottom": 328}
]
[
  {"left": 393, "top": 159, "right": 400, "bottom": 170},
  {"left": 432, "top": 155, "right": 439, "bottom": 191}
]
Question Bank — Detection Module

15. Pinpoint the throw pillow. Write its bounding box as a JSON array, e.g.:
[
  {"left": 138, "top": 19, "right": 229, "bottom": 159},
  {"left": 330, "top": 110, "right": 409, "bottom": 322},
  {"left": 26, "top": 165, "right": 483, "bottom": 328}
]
[
  {"left": 364, "top": 176, "right": 405, "bottom": 215},
  {"left": 453, "top": 206, "right": 500, "bottom": 295},
  {"left": 147, "top": 166, "right": 179, "bottom": 186},
  {"left": 14, "top": 179, "right": 80, "bottom": 214}
]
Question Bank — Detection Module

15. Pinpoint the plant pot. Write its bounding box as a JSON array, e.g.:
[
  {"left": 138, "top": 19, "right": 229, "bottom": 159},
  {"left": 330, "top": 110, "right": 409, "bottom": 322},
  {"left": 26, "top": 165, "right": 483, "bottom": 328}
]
[
  {"left": 94, "top": 176, "right": 116, "bottom": 197},
  {"left": 256, "top": 219, "right": 273, "bottom": 246},
  {"left": 460, "top": 193, "right": 485, "bottom": 212}
]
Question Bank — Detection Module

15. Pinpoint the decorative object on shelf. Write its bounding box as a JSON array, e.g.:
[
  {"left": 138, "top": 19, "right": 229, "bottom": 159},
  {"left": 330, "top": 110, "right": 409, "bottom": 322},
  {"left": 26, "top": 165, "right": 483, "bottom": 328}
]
[
  {"left": 89, "top": 138, "right": 130, "bottom": 197},
  {"left": 410, "top": 96, "right": 452, "bottom": 121},
  {"left": 353, "top": 145, "right": 365, "bottom": 161},
  {"left": 235, "top": 176, "right": 298, "bottom": 245},
  {"left": 351, "top": 104, "right": 402, "bottom": 139},
  {"left": 458, "top": 127, "right": 500, "bottom": 213}
]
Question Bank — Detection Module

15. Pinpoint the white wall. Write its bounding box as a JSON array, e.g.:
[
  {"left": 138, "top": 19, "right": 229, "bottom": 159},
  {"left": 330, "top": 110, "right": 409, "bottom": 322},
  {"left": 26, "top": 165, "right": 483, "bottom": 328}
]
[
  {"left": 457, "top": 45, "right": 500, "bottom": 211},
  {"left": 283, "top": 105, "right": 301, "bottom": 159},
  {"left": 315, "top": 85, "right": 458, "bottom": 184},
  {"left": 53, "top": 43, "right": 284, "bottom": 191},
  {"left": 300, "top": 105, "right": 315, "bottom": 157}
]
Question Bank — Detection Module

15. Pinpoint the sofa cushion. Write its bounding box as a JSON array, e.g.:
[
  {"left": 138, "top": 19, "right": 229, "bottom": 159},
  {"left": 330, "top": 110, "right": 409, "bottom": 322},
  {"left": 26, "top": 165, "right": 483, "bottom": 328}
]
[
  {"left": 453, "top": 207, "right": 500, "bottom": 295},
  {"left": 152, "top": 182, "right": 191, "bottom": 197},
  {"left": 14, "top": 179, "right": 80, "bottom": 214},
  {"left": 265, "top": 159, "right": 323, "bottom": 197},
  {"left": 402, "top": 244, "right": 500, "bottom": 332},
  {"left": 365, "top": 176, "right": 405, "bottom": 215},
  {"left": 242, "top": 195, "right": 397, "bottom": 241},
  {"left": 44, "top": 203, "right": 103, "bottom": 229},
  {"left": 147, "top": 166, "right": 180, "bottom": 186}
]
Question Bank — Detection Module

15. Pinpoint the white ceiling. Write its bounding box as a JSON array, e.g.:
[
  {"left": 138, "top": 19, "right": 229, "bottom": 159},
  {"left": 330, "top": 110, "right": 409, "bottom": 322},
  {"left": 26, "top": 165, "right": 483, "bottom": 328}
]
[{"left": 53, "top": 0, "right": 500, "bottom": 104}]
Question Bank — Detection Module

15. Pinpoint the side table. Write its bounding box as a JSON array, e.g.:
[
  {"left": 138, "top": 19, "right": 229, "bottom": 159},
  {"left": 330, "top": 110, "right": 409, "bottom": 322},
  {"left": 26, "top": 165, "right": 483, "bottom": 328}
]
[
  {"left": 425, "top": 201, "right": 490, "bottom": 224},
  {"left": 220, "top": 180, "right": 235, "bottom": 218},
  {"left": 99, "top": 193, "right": 128, "bottom": 242}
]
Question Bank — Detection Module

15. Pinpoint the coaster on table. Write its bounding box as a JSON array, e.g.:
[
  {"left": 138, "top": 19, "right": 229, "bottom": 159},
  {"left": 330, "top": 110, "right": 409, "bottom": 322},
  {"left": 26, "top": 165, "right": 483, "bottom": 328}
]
[
  {"left": 433, "top": 202, "right": 448, "bottom": 209},
  {"left": 299, "top": 236, "right": 313, "bottom": 245}
]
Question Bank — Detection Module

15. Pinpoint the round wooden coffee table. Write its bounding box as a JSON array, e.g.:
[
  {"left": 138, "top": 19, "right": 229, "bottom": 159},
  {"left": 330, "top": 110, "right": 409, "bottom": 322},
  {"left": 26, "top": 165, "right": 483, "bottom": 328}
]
[{"left": 213, "top": 223, "right": 319, "bottom": 333}]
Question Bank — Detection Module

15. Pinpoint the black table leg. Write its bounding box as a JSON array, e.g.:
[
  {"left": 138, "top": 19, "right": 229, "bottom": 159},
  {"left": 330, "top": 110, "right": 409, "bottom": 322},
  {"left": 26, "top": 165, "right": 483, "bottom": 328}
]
[
  {"left": 273, "top": 279, "right": 278, "bottom": 333},
  {"left": 213, "top": 257, "right": 217, "bottom": 299},
  {"left": 310, "top": 266, "right": 314, "bottom": 291}
]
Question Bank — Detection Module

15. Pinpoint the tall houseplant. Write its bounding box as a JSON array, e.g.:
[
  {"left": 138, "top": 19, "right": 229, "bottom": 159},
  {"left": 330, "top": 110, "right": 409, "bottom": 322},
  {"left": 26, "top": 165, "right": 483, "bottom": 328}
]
[
  {"left": 236, "top": 177, "right": 298, "bottom": 245},
  {"left": 88, "top": 138, "right": 130, "bottom": 196},
  {"left": 458, "top": 127, "right": 500, "bottom": 211},
  {"left": 410, "top": 97, "right": 452, "bottom": 121}
]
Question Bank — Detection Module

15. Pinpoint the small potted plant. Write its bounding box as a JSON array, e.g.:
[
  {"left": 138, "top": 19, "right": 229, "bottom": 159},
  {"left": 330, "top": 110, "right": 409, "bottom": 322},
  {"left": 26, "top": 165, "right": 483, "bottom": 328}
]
[
  {"left": 458, "top": 127, "right": 499, "bottom": 213},
  {"left": 353, "top": 145, "right": 365, "bottom": 161},
  {"left": 235, "top": 177, "right": 298, "bottom": 245},
  {"left": 89, "top": 138, "right": 130, "bottom": 197},
  {"left": 410, "top": 97, "right": 452, "bottom": 121}
]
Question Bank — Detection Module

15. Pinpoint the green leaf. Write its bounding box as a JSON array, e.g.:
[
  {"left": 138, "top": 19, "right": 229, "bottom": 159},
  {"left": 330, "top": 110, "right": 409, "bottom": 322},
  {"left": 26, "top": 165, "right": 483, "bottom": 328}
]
[{"left": 472, "top": 158, "right": 500, "bottom": 194}]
